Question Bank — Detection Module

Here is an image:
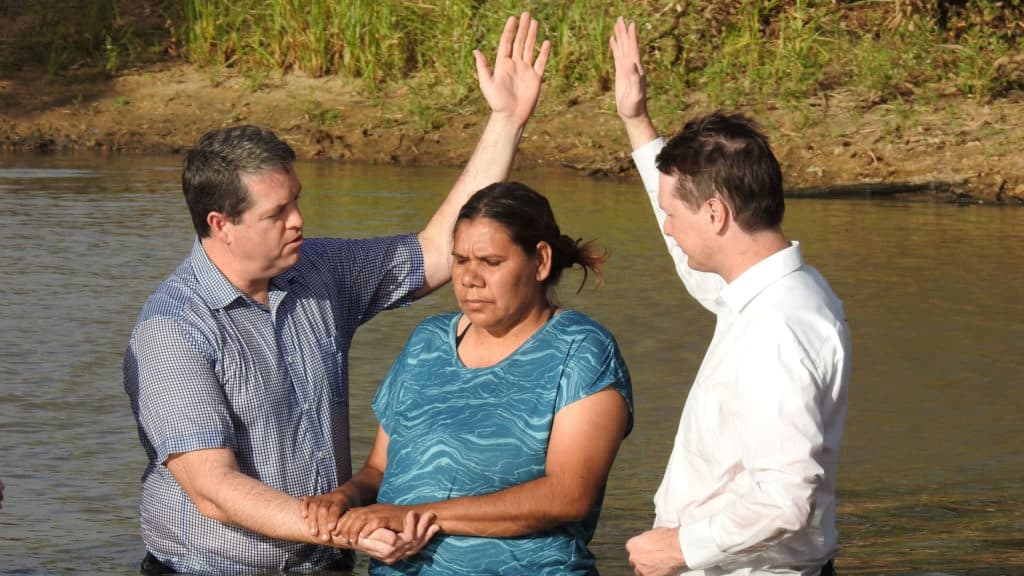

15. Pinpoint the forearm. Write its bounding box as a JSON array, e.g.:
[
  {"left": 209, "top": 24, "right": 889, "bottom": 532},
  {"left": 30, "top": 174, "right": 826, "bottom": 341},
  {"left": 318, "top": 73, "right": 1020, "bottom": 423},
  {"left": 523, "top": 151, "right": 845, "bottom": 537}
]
[
  {"left": 409, "top": 475, "right": 592, "bottom": 538},
  {"left": 332, "top": 466, "right": 384, "bottom": 509},
  {"left": 622, "top": 115, "right": 659, "bottom": 151},
  {"left": 631, "top": 137, "right": 725, "bottom": 309},
  {"left": 199, "top": 469, "right": 325, "bottom": 545},
  {"left": 678, "top": 483, "right": 813, "bottom": 570}
]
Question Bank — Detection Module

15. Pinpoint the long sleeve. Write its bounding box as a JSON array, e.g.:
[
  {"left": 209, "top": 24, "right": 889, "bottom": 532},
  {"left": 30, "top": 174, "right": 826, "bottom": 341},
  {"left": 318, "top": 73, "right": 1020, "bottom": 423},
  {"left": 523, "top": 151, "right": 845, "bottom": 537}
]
[{"left": 631, "top": 138, "right": 726, "bottom": 313}]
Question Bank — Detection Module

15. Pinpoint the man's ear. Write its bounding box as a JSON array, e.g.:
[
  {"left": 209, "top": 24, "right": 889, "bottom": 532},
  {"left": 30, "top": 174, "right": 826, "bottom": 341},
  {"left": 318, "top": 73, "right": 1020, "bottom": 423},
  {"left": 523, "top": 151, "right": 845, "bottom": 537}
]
[
  {"left": 706, "top": 197, "right": 730, "bottom": 233},
  {"left": 207, "top": 211, "right": 231, "bottom": 243},
  {"left": 535, "top": 241, "right": 553, "bottom": 282}
]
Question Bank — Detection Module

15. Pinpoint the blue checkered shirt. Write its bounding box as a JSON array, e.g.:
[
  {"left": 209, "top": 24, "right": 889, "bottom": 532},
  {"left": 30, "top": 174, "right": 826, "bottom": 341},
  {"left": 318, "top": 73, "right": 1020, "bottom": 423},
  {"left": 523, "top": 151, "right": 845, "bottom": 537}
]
[{"left": 124, "top": 235, "right": 424, "bottom": 575}]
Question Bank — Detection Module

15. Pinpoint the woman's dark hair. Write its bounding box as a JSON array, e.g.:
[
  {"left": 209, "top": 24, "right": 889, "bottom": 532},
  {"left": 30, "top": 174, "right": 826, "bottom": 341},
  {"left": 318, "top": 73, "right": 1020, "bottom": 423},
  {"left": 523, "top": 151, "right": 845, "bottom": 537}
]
[{"left": 455, "top": 181, "right": 608, "bottom": 302}]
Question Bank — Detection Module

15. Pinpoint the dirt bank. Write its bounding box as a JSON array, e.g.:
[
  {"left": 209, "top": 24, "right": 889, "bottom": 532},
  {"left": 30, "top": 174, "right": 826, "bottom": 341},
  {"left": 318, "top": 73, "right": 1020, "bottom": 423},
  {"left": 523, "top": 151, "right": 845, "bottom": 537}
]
[{"left": 1, "top": 64, "right": 1022, "bottom": 204}]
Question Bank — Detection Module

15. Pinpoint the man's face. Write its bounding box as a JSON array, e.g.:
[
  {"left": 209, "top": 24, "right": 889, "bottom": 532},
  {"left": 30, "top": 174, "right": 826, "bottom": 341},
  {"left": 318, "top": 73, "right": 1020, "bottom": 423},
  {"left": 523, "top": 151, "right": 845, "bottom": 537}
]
[
  {"left": 226, "top": 167, "right": 304, "bottom": 280},
  {"left": 658, "top": 171, "right": 714, "bottom": 272}
]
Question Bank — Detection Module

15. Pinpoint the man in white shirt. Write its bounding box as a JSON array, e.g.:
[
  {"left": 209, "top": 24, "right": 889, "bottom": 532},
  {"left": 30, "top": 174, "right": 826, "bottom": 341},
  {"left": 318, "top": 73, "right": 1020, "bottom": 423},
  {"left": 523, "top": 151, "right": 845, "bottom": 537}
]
[{"left": 610, "top": 18, "right": 851, "bottom": 576}]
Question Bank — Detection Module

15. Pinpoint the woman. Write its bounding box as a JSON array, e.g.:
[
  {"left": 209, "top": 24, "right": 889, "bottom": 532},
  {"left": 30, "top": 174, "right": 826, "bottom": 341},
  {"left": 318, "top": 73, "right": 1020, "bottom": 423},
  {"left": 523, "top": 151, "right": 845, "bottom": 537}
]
[{"left": 302, "top": 181, "right": 633, "bottom": 575}]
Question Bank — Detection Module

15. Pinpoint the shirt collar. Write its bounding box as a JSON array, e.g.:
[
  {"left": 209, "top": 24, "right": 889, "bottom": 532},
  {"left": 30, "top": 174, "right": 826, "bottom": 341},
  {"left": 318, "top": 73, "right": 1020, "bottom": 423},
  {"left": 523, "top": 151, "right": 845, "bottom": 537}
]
[
  {"left": 190, "top": 238, "right": 246, "bottom": 310},
  {"left": 718, "top": 241, "right": 804, "bottom": 314},
  {"left": 188, "top": 238, "right": 300, "bottom": 310}
]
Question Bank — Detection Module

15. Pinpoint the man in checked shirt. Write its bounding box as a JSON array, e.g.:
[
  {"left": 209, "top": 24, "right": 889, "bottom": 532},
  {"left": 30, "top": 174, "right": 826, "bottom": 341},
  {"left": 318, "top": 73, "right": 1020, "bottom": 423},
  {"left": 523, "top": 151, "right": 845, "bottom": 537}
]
[{"left": 123, "top": 13, "right": 550, "bottom": 575}]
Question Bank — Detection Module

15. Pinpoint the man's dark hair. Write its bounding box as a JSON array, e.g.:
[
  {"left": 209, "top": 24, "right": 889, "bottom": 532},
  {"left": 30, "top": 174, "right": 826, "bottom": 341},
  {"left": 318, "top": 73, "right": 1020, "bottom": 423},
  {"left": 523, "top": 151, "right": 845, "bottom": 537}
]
[
  {"left": 182, "top": 125, "right": 296, "bottom": 238},
  {"left": 656, "top": 111, "right": 784, "bottom": 231}
]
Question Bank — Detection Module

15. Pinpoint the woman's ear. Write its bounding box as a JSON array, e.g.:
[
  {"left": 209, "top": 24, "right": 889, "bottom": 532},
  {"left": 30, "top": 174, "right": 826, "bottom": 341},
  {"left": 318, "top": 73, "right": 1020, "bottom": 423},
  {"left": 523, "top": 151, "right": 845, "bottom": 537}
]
[{"left": 535, "top": 241, "right": 553, "bottom": 282}]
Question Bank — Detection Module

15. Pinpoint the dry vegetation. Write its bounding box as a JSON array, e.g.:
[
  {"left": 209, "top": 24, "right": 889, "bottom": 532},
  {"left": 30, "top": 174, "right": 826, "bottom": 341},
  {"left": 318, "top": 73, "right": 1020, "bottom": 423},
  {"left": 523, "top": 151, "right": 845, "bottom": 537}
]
[{"left": 1, "top": 0, "right": 1023, "bottom": 203}]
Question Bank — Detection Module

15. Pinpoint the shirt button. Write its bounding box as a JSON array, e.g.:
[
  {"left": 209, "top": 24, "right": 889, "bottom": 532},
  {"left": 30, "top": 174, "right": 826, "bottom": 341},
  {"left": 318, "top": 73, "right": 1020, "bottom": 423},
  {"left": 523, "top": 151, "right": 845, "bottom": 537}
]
[
  {"left": 304, "top": 402, "right": 311, "bottom": 411},
  {"left": 318, "top": 451, "right": 325, "bottom": 460},
  {"left": 287, "top": 355, "right": 295, "bottom": 364}
]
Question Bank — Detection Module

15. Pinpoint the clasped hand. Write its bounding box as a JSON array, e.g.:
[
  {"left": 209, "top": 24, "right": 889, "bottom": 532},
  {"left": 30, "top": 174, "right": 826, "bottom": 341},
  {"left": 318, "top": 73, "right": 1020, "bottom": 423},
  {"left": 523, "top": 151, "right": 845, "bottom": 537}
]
[{"left": 300, "top": 494, "right": 438, "bottom": 565}]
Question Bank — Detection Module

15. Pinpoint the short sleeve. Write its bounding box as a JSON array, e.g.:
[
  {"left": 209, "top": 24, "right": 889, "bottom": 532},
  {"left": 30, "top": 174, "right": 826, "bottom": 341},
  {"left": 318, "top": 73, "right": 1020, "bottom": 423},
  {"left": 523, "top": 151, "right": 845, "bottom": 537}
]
[
  {"left": 554, "top": 326, "right": 634, "bottom": 436},
  {"left": 303, "top": 235, "right": 425, "bottom": 329},
  {"left": 371, "top": 317, "right": 444, "bottom": 436},
  {"left": 371, "top": 348, "right": 407, "bottom": 437},
  {"left": 129, "top": 316, "right": 235, "bottom": 464}
]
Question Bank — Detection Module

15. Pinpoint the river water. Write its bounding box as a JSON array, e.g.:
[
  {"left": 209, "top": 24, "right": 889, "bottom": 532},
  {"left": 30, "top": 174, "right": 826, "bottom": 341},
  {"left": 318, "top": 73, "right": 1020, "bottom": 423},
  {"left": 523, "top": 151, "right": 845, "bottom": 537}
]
[{"left": 0, "top": 153, "right": 1021, "bottom": 575}]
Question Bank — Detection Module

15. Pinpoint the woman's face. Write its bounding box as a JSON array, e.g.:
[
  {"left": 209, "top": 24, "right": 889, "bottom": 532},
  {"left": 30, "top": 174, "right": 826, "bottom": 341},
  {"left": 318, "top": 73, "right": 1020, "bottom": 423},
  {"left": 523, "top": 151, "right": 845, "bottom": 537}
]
[{"left": 452, "top": 217, "right": 548, "bottom": 332}]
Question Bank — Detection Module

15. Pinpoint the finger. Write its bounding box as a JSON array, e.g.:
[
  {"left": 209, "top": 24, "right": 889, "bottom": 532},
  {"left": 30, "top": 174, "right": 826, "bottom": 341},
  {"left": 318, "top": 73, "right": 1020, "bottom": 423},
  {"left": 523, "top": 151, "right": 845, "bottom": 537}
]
[
  {"left": 316, "top": 503, "right": 333, "bottom": 540},
  {"left": 326, "top": 502, "right": 341, "bottom": 531},
  {"left": 523, "top": 18, "right": 539, "bottom": 67},
  {"left": 512, "top": 12, "right": 529, "bottom": 61},
  {"left": 497, "top": 15, "right": 516, "bottom": 60},
  {"left": 366, "top": 527, "right": 398, "bottom": 545},
  {"left": 614, "top": 16, "right": 628, "bottom": 52},
  {"left": 415, "top": 510, "right": 437, "bottom": 539},
  {"left": 473, "top": 49, "right": 492, "bottom": 84},
  {"left": 359, "top": 516, "right": 389, "bottom": 540},
  {"left": 401, "top": 509, "right": 419, "bottom": 538},
  {"left": 407, "top": 524, "right": 440, "bottom": 557},
  {"left": 356, "top": 534, "right": 397, "bottom": 560},
  {"left": 299, "top": 497, "right": 308, "bottom": 519},
  {"left": 611, "top": 21, "right": 626, "bottom": 67},
  {"left": 613, "top": 16, "right": 626, "bottom": 49},
  {"left": 303, "top": 503, "right": 318, "bottom": 533},
  {"left": 628, "top": 22, "right": 642, "bottom": 62},
  {"left": 337, "top": 511, "right": 361, "bottom": 543},
  {"left": 424, "top": 523, "right": 440, "bottom": 542},
  {"left": 534, "top": 40, "right": 551, "bottom": 77}
]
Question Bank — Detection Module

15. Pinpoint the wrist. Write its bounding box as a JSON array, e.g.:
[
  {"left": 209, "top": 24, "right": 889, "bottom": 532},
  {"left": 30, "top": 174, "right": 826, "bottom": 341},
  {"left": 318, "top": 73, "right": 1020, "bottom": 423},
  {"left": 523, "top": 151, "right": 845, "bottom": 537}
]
[
  {"left": 621, "top": 115, "right": 659, "bottom": 151},
  {"left": 487, "top": 111, "right": 528, "bottom": 133},
  {"left": 331, "top": 487, "right": 356, "bottom": 508},
  {"left": 620, "top": 113, "right": 652, "bottom": 130}
]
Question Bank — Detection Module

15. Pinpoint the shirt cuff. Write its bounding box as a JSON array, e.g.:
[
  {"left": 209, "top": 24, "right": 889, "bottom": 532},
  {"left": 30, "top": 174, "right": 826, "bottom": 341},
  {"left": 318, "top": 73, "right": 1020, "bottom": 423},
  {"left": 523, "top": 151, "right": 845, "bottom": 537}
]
[
  {"left": 678, "top": 516, "right": 726, "bottom": 570},
  {"left": 630, "top": 136, "right": 666, "bottom": 194}
]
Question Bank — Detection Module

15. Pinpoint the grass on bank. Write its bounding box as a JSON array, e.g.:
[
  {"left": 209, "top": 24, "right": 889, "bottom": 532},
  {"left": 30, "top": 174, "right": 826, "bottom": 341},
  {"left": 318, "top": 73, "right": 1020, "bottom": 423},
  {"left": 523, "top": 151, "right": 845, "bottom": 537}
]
[{"left": 4, "top": 1, "right": 1023, "bottom": 114}]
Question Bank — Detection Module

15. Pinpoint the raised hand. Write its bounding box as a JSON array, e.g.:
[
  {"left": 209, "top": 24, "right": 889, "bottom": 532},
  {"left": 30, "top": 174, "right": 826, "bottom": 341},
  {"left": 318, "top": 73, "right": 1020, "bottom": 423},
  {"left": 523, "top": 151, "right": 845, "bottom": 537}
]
[
  {"left": 474, "top": 12, "right": 551, "bottom": 127},
  {"left": 609, "top": 16, "right": 648, "bottom": 122},
  {"left": 298, "top": 491, "right": 351, "bottom": 542}
]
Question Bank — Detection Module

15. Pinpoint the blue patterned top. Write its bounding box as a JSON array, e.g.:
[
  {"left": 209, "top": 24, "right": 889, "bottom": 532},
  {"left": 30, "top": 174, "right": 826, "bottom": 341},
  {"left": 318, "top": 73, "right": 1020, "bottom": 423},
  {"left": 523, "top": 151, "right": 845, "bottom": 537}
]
[
  {"left": 370, "top": 310, "right": 633, "bottom": 575},
  {"left": 123, "top": 235, "right": 423, "bottom": 575}
]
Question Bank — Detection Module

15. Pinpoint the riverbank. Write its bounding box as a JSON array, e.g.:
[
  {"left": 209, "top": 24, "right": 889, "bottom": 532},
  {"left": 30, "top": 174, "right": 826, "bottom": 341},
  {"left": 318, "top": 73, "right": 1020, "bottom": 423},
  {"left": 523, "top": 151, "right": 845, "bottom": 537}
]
[{"left": 2, "top": 63, "right": 1023, "bottom": 203}]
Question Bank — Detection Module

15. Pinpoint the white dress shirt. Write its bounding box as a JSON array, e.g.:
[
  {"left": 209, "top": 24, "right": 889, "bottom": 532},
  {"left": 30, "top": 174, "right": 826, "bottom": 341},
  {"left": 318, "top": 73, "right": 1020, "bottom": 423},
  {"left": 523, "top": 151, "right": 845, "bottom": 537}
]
[{"left": 633, "top": 138, "right": 851, "bottom": 576}]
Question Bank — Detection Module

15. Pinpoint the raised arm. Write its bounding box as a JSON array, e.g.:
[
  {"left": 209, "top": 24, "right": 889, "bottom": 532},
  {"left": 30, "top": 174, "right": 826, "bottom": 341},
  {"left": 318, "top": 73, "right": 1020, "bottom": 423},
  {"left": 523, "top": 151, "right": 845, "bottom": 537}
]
[
  {"left": 416, "top": 12, "right": 551, "bottom": 297},
  {"left": 333, "top": 387, "right": 630, "bottom": 539},
  {"left": 611, "top": 16, "right": 725, "bottom": 309}
]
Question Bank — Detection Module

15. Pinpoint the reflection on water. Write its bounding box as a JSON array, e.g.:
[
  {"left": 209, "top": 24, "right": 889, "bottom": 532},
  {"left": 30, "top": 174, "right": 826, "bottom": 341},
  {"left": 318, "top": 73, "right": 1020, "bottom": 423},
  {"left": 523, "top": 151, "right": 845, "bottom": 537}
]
[{"left": 0, "top": 153, "right": 1021, "bottom": 575}]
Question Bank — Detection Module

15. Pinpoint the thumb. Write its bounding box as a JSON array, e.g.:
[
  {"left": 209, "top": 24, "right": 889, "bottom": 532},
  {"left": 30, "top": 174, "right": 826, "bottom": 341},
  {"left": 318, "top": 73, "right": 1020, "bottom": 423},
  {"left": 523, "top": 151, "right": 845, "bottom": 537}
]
[{"left": 473, "top": 50, "right": 492, "bottom": 86}]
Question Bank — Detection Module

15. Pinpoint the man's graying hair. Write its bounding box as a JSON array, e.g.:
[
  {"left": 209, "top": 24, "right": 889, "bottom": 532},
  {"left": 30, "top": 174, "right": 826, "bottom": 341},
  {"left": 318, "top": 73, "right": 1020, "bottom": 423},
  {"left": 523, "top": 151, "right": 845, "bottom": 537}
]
[{"left": 182, "top": 125, "right": 296, "bottom": 238}]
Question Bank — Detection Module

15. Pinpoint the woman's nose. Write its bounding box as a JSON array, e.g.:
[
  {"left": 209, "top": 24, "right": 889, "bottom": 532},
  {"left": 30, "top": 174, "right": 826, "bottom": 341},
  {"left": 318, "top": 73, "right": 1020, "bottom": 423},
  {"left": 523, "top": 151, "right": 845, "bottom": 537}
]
[{"left": 460, "top": 265, "right": 483, "bottom": 286}]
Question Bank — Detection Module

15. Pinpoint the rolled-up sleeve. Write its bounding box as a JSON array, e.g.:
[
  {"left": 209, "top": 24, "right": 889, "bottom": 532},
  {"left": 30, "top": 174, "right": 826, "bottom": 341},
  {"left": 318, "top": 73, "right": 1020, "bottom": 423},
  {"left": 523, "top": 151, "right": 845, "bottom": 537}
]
[{"left": 131, "top": 316, "right": 235, "bottom": 464}]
